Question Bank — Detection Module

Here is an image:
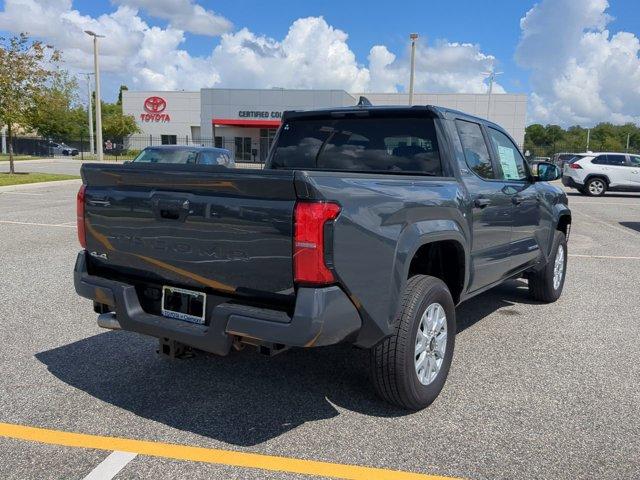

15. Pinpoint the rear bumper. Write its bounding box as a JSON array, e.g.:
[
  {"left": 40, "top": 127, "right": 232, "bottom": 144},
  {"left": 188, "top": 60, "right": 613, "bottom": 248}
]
[
  {"left": 562, "top": 175, "right": 582, "bottom": 189},
  {"left": 74, "top": 252, "right": 361, "bottom": 355}
]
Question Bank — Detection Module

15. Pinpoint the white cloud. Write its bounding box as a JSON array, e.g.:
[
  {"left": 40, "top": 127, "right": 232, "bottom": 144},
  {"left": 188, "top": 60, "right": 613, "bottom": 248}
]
[
  {"left": 0, "top": 1, "right": 501, "bottom": 100},
  {"left": 208, "top": 18, "right": 371, "bottom": 91},
  {"left": 113, "top": 0, "right": 232, "bottom": 36},
  {"left": 367, "top": 40, "right": 503, "bottom": 94},
  {"left": 516, "top": 0, "right": 640, "bottom": 126}
]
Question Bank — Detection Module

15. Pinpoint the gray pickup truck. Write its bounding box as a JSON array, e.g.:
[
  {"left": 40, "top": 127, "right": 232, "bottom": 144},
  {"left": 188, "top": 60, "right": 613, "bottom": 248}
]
[{"left": 74, "top": 105, "right": 570, "bottom": 409}]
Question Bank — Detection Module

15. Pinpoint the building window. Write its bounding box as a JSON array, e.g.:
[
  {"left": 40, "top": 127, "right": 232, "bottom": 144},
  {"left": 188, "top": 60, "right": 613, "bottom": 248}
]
[
  {"left": 259, "top": 128, "right": 277, "bottom": 162},
  {"left": 234, "top": 137, "right": 252, "bottom": 162},
  {"left": 161, "top": 135, "right": 177, "bottom": 145},
  {"left": 214, "top": 136, "right": 223, "bottom": 148}
]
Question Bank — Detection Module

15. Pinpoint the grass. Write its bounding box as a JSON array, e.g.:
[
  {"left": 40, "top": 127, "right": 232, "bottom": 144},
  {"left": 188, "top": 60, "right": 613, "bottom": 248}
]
[
  {"left": 0, "top": 172, "right": 79, "bottom": 187},
  {"left": 0, "top": 154, "right": 38, "bottom": 162}
]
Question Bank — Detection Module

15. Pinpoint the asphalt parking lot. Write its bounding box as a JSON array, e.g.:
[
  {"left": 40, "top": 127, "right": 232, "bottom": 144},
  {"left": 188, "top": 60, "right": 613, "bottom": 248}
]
[{"left": 0, "top": 179, "right": 639, "bottom": 480}]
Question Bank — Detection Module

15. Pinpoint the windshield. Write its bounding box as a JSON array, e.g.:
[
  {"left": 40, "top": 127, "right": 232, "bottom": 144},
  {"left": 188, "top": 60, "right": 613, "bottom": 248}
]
[
  {"left": 133, "top": 148, "right": 199, "bottom": 164},
  {"left": 270, "top": 117, "right": 442, "bottom": 175}
]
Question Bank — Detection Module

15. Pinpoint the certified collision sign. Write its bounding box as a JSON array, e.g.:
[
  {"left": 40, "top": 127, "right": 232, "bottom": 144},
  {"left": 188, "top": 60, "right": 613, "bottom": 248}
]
[{"left": 140, "top": 96, "right": 170, "bottom": 122}]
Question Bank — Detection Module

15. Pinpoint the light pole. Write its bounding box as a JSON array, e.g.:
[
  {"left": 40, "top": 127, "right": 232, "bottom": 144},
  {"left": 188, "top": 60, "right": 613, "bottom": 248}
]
[
  {"left": 84, "top": 73, "right": 94, "bottom": 155},
  {"left": 408, "top": 33, "right": 418, "bottom": 106},
  {"left": 483, "top": 69, "right": 503, "bottom": 120},
  {"left": 85, "top": 30, "right": 105, "bottom": 161}
]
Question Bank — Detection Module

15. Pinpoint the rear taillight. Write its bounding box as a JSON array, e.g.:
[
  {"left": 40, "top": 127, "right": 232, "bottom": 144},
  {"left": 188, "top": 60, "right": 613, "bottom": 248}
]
[
  {"left": 569, "top": 163, "right": 582, "bottom": 169},
  {"left": 77, "top": 185, "right": 86, "bottom": 249},
  {"left": 294, "top": 201, "right": 341, "bottom": 285}
]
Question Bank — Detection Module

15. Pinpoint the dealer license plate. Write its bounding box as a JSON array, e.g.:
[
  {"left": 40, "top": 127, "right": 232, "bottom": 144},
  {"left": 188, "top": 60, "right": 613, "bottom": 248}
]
[{"left": 161, "top": 286, "right": 206, "bottom": 324}]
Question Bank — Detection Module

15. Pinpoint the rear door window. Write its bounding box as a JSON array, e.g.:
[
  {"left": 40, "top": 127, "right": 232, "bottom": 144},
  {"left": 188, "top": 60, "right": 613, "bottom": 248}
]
[
  {"left": 593, "top": 155, "right": 626, "bottom": 166},
  {"left": 606, "top": 154, "right": 627, "bottom": 166},
  {"left": 455, "top": 120, "right": 495, "bottom": 179},
  {"left": 271, "top": 117, "right": 443, "bottom": 176}
]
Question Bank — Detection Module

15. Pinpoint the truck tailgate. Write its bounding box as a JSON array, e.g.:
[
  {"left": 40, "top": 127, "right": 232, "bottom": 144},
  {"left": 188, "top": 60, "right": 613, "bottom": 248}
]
[{"left": 81, "top": 163, "right": 297, "bottom": 297}]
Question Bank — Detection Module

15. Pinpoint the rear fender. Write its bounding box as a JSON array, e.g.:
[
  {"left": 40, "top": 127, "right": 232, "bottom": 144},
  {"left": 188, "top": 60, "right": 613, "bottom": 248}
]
[{"left": 391, "top": 220, "right": 469, "bottom": 320}]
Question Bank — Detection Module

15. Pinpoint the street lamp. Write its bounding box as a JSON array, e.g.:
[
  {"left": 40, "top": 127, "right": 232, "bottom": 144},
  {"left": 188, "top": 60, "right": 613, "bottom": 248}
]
[
  {"left": 85, "top": 30, "right": 105, "bottom": 161},
  {"left": 84, "top": 73, "right": 94, "bottom": 155},
  {"left": 408, "top": 33, "right": 418, "bottom": 106}
]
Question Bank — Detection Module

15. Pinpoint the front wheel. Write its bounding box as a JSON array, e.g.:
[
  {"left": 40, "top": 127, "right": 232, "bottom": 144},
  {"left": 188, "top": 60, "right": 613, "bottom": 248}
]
[
  {"left": 370, "top": 275, "right": 456, "bottom": 410},
  {"left": 528, "top": 231, "right": 567, "bottom": 303}
]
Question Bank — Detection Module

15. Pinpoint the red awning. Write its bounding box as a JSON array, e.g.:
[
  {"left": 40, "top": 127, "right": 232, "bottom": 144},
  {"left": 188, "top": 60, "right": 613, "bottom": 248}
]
[{"left": 212, "top": 118, "right": 281, "bottom": 128}]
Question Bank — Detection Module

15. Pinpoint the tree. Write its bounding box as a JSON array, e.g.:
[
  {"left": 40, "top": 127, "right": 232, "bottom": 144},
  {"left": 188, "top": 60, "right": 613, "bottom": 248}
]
[
  {"left": 28, "top": 71, "right": 84, "bottom": 139},
  {"left": 0, "top": 33, "right": 62, "bottom": 174},
  {"left": 117, "top": 85, "right": 128, "bottom": 105},
  {"left": 100, "top": 89, "right": 140, "bottom": 141}
]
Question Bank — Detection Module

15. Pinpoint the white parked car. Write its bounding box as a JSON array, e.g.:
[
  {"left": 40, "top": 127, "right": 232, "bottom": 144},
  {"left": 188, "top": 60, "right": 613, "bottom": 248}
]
[{"left": 562, "top": 152, "right": 640, "bottom": 196}]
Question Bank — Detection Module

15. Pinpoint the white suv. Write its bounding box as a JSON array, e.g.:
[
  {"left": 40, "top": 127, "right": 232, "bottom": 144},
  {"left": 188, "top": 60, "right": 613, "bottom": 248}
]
[{"left": 562, "top": 152, "right": 640, "bottom": 196}]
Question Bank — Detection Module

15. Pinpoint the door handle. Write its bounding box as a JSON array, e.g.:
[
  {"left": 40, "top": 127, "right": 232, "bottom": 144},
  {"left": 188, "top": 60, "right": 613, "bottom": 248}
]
[
  {"left": 474, "top": 198, "right": 491, "bottom": 209},
  {"left": 512, "top": 195, "right": 523, "bottom": 206}
]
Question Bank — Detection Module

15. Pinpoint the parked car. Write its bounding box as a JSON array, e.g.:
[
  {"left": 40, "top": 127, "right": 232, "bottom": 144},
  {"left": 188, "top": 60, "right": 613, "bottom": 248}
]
[
  {"left": 562, "top": 152, "right": 640, "bottom": 196},
  {"left": 131, "top": 145, "right": 234, "bottom": 167},
  {"left": 43, "top": 141, "right": 79, "bottom": 156},
  {"left": 552, "top": 152, "right": 584, "bottom": 170},
  {"left": 74, "top": 105, "right": 570, "bottom": 410}
]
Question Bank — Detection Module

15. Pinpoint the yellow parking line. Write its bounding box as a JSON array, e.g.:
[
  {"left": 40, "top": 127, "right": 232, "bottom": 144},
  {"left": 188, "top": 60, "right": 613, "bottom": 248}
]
[
  {"left": 570, "top": 254, "right": 640, "bottom": 260},
  {"left": 0, "top": 422, "right": 456, "bottom": 480}
]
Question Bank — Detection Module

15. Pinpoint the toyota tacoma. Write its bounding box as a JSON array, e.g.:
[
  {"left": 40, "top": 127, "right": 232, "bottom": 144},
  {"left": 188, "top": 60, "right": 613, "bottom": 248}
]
[{"left": 74, "top": 104, "right": 570, "bottom": 409}]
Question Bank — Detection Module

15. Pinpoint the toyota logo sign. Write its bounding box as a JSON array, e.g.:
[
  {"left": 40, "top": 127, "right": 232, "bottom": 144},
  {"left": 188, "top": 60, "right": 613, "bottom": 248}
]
[
  {"left": 140, "top": 96, "right": 170, "bottom": 122},
  {"left": 144, "top": 96, "right": 167, "bottom": 113}
]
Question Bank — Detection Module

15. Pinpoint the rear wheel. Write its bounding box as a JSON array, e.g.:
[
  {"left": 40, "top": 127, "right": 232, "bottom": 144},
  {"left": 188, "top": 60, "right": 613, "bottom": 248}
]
[
  {"left": 528, "top": 231, "right": 567, "bottom": 303},
  {"left": 370, "top": 275, "right": 456, "bottom": 410},
  {"left": 585, "top": 177, "right": 606, "bottom": 196}
]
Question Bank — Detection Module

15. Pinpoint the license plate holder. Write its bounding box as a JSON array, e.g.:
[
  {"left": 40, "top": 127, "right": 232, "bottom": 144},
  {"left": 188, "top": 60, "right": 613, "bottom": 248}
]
[{"left": 161, "top": 286, "right": 206, "bottom": 325}]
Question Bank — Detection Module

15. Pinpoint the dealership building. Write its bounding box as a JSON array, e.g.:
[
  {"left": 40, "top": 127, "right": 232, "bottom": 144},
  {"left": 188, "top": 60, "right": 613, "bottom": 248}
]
[{"left": 123, "top": 88, "right": 527, "bottom": 162}]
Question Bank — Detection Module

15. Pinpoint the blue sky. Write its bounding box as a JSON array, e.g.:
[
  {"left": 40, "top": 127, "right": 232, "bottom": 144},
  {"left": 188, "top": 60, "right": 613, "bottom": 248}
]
[
  {"left": 58, "top": 0, "right": 640, "bottom": 95},
  {"left": 1, "top": 0, "right": 640, "bottom": 126}
]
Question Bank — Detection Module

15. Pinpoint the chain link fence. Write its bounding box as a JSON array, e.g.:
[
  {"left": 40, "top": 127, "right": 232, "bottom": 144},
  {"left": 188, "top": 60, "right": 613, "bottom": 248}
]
[{"left": 1, "top": 135, "right": 268, "bottom": 168}]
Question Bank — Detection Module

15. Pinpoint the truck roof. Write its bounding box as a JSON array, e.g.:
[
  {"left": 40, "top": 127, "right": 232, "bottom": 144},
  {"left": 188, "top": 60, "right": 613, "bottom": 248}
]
[{"left": 282, "top": 104, "right": 505, "bottom": 131}]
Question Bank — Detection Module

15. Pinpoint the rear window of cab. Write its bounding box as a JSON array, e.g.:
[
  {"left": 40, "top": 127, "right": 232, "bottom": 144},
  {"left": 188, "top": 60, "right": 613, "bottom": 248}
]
[{"left": 270, "top": 117, "right": 443, "bottom": 176}]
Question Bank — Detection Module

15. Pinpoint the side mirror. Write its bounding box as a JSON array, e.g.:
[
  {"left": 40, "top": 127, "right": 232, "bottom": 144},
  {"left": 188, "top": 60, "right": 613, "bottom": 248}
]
[{"left": 535, "top": 162, "right": 561, "bottom": 182}]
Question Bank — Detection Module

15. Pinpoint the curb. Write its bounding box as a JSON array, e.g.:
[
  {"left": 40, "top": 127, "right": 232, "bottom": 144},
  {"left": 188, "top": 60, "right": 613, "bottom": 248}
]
[{"left": 0, "top": 178, "right": 81, "bottom": 192}]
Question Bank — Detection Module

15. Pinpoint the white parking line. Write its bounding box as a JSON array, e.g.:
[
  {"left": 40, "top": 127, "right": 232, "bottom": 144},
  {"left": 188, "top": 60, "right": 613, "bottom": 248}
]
[
  {"left": 83, "top": 451, "right": 137, "bottom": 480},
  {"left": 0, "top": 191, "right": 46, "bottom": 196},
  {"left": 570, "top": 254, "right": 640, "bottom": 260},
  {"left": 0, "top": 220, "right": 75, "bottom": 228}
]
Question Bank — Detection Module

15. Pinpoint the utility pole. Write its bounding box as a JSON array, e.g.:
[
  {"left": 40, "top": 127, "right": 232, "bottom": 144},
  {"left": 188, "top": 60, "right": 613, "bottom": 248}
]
[
  {"left": 626, "top": 133, "right": 630, "bottom": 152},
  {"left": 408, "top": 33, "right": 418, "bottom": 106},
  {"left": 586, "top": 128, "right": 590, "bottom": 151},
  {"left": 85, "top": 30, "right": 105, "bottom": 161},
  {"left": 84, "top": 73, "right": 95, "bottom": 155}
]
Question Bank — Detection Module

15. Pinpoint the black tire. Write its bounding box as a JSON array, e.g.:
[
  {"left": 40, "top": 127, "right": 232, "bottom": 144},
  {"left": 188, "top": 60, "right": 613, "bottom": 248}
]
[
  {"left": 369, "top": 275, "right": 456, "bottom": 410},
  {"left": 528, "top": 231, "right": 567, "bottom": 303},
  {"left": 584, "top": 177, "right": 607, "bottom": 196}
]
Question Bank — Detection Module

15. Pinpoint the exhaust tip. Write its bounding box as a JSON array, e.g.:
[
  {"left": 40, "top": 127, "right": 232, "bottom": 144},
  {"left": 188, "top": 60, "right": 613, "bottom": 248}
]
[{"left": 97, "top": 312, "right": 121, "bottom": 330}]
